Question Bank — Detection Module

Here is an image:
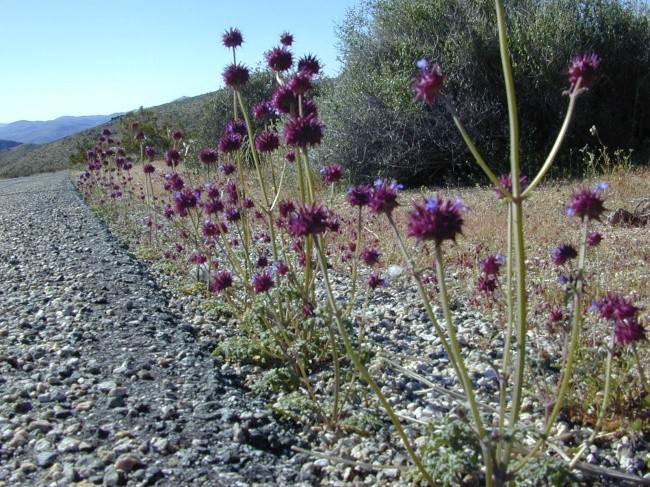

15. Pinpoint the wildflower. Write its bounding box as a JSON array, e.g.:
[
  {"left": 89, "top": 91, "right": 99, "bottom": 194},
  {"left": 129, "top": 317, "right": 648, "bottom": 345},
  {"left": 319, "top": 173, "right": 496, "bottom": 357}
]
[
  {"left": 226, "top": 180, "right": 238, "bottom": 204},
  {"left": 221, "top": 162, "right": 236, "bottom": 175},
  {"left": 284, "top": 150, "right": 296, "bottom": 162},
  {"left": 163, "top": 172, "right": 185, "bottom": 191},
  {"left": 144, "top": 146, "right": 156, "bottom": 160},
  {"left": 223, "top": 63, "right": 250, "bottom": 88},
  {"left": 495, "top": 174, "right": 529, "bottom": 199},
  {"left": 347, "top": 185, "right": 373, "bottom": 207},
  {"left": 413, "top": 61, "right": 446, "bottom": 105},
  {"left": 165, "top": 149, "right": 182, "bottom": 167},
  {"left": 101, "top": 128, "right": 112, "bottom": 136},
  {"left": 368, "top": 273, "right": 387, "bottom": 289},
  {"left": 202, "top": 220, "right": 224, "bottom": 237},
  {"left": 170, "top": 129, "right": 184, "bottom": 141},
  {"left": 568, "top": 53, "right": 600, "bottom": 91},
  {"left": 477, "top": 276, "right": 497, "bottom": 294},
  {"left": 134, "top": 131, "right": 146, "bottom": 141},
  {"left": 586, "top": 231, "right": 602, "bottom": 247},
  {"left": 253, "top": 101, "right": 272, "bottom": 120},
  {"left": 360, "top": 247, "right": 381, "bottom": 266},
  {"left": 566, "top": 185, "right": 607, "bottom": 221},
  {"left": 218, "top": 133, "right": 243, "bottom": 153},
  {"left": 226, "top": 119, "right": 247, "bottom": 137},
  {"left": 614, "top": 318, "right": 646, "bottom": 345},
  {"left": 173, "top": 188, "right": 199, "bottom": 217},
  {"left": 279, "top": 32, "right": 293, "bottom": 46},
  {"left": 143, "top": 163, "right": 155, "bottom": 174},
  {"left": 551, "top": 244, "right": 578, "bottom": 266},
  {"left": 271, "top": 85, "right": 296, "bottom": 114},
  {"left": 198, "top": 148, "right": 219, "bottom": 165},
  {"left": 267, "top": 46, "right": 293, "bottom": 72},
  {"left": 369, "top": 180, "right": 402, "bottom": 215},
  {"left": 593, "top": 294, "right": 640, "bottom": 321},
  {"left": 321, "top": 164, "right": 343, "bottom": 184},
  {"left": 278, "top": 200, "right": 296, "bottom": 217},
  {"left": 274, "top": 260, "right": 290, "bottom": 276},
  {"left": 189, "top": 253, "right": 207, "bottom": 264},
  {"left": 252, "top": 271, "right": 275, "bottom": 293},
  {"left": 225, "top": 207, "right": 240, "bottom": 222},
  {"left": 203, "top": 198, "right": 224, "bottom": 215},
  {"left": 298, "top": 54, "right": 321, "bottom": 77},
  {"left": 288, "top": 204, "right": 331, "bottom": 237},
  {"left": 222, "top": 28, "right": 243, "bottom": 48},
  {"left": 284, "top": 115, "right": 325, "bottom": 147},
  {"left": 549, "top": 309, "right": 564, "bottom": 323},
  {"left": 211, "top": 270, "right": 233, "bottom": 292},
  {"left": 255, "top": 131, "right": 280, "bottom": 153},
  {"left": 480, "top": 254, "right": 505, "bottom": 276},
  {"left": 289, "top": 71, "right": 312, "bottom": 95},
  {"left": 407, "top": 196, "right": 465, "bottom": 244}
]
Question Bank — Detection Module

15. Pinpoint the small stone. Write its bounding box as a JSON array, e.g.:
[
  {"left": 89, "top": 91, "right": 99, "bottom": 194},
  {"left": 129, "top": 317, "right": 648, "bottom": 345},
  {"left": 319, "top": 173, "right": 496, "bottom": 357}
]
[
  {"left": 114, "top": 454, "right": 141, "bottom": 473},
  {"left": 20, "top": 461, "right": 37, "bottom": 473},
  {"left": 103, "top": 465, "right": 125, "bottom": 487},
  {"left": 107, "top": 396, "right": 127, "bottom": 409},
  {"left": 36, "top": 451, "right": 58, "bottom": 468},
  {"left": 76, "top": 400, "right": 94, "bottom": 412},
  {"left": 14, "top": 400, "right": 32, "bottom": 414},
  {"left": 57, "top": 437, "right": 80, "bottom": 453},
  {"left": 313, "top": 458, "right": 330, "bottom": 468}
]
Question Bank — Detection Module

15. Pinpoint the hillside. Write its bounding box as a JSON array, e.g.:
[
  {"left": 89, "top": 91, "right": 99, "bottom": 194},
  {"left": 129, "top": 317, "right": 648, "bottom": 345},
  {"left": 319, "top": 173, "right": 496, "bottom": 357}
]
[
  {"left": 0, "top": 114, "right": 124, "bottom": 144},
  {"left": 0, "top": 92, "right": 216, "bottom": 179},
  {"left": 0, "top": 140, "right": 21, "bottom": 151}
]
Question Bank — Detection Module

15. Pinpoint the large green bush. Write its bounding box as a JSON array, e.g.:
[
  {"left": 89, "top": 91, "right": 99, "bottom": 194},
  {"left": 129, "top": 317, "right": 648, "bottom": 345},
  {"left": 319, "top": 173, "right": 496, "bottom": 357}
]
[{"left": 320, "top": 0, "right": 650, "bottom": 186}]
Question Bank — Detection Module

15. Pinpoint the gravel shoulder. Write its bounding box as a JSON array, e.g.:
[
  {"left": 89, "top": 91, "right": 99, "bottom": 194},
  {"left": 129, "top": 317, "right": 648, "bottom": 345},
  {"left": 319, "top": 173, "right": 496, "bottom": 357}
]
[{"left": 0, "top": 172, "right": 307, "bottom": 486}]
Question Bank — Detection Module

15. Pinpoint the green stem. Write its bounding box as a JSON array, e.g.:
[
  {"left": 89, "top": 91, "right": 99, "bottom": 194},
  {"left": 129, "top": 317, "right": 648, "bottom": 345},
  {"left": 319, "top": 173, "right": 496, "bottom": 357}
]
[{"left": 632, "top": 343, "right": 650, "bottom": 394}]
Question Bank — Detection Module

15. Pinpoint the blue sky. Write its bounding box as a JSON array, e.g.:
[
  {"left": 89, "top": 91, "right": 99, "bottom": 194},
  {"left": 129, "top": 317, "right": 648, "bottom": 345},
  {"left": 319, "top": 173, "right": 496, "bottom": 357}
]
[{"left": 0, "top": 0, "right": 363, "bottom": 123}]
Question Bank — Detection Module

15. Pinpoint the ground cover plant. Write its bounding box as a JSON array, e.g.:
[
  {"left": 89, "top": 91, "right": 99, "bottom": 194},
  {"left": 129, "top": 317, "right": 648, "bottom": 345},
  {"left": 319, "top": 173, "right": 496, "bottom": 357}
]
[{"left": 75, "top": 4, "right": 649, "bottom": 485}]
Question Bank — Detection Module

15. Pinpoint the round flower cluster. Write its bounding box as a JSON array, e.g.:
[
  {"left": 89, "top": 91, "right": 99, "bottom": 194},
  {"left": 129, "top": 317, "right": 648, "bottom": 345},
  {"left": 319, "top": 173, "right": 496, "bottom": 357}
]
[
  {"left": 593, "top": 294, "right": 645, "bottom": 345},
  {"left": 407, "top": 196, "right": 467, "bottom": 244}
]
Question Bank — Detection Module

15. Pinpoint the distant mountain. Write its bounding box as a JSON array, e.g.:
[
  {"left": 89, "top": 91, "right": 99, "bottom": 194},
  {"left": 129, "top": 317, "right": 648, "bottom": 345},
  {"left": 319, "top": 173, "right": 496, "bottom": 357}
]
[
  {"left": 0, "top": 114, "right": 124, "bottom": 144},
  {"left": 0, "top": 140, "right": 21, "bottom": 151}
]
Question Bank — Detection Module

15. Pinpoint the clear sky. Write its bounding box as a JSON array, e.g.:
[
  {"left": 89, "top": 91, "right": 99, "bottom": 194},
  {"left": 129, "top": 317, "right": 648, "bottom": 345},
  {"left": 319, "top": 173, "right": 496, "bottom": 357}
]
[{"left": 0, "top": 0, "right": 362, "bottom": 123}]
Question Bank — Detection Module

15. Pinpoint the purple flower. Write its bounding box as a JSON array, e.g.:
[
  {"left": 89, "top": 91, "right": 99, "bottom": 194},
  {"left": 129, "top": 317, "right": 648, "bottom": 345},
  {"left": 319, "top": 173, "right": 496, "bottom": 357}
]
[
  {"left": 202, "top": 220, "right": 225, "bottom": 237},
  {"left": 222, "top": 28, "right": 243, "bottom": 48},
  {"left": 256, "top": 255, "right": 269, "bottom": 268},
  {"left": 165, "top": 148, "right": 182, "bottom": 167},
  {"left": 360, "top": 247, "right": 381, "bottom": 266},
  {"left": 271, "top": 85, "right": 296, "bottom": 114},
  {"left": 198, "top": 148, "right": 219, "bottom": 165},
  {"left": 586, "top": 231, "right": 602, "bottom": 247},
  {"left": 267, "top": 46, "right": 293, "bottom": 72},
  {"left": 203, "top": 198, "right": 224, "bottom": 215},
  {"left": 568, "top": 53, "right": 600, "bottom": 90},
  {"left": 189, "top": 253, "right": 207, "bottom": 264},
  {"left": 347, "top": 185, "right": 373, "bottom": 207},
  {"left": 284, "top": 150, "right": 296, "bottom": 162},
  {"left": 253, "top": 101, "right": 272, "bottom": 120},
  {"left": 226, "top": 119, "right": 247, "bottom": 137},
  {"left": 566, "top": 186, "right": 607, "bottom": 221},
  {"left": 134, "top": 130, "right": 146, "bottom": 141},
  {"left": 369, "top": 180, "right": 402, "bottom": 215},
  {"left": 614, "top": 318, "right": 646, "bottom": 345},
  {"left": 223, "top": 63, "right": 250, "bottom": 88},
  {"left": 413, "top": 62, "right": 446, "bottom": 106},
  {"left": 480, "top": 254, "right": 505, "bottom": 276},
  {"left": 407, "top": 196, "right": 465, "bottom": 243},
  {"left": 551, "top": 244, "right": 578, "bottom": 266},
  {"left": 144, "top": 146, "right": 156, "bottom": 160},
  {"left": 211, "top": 270, "right": 233, "bottom": 292},
  {"left": 477, "top": 276, "right": 497, "bottom": 294},
  {"left": 593, "top": 294, "right": 640, "bottom": 321},
  {"left": 226, "top": 180, "right": 238, "bottom": 204},
  {"left": 278, "top": 199, "right": 296, "bottom": 217},
  {"left": 321, "top": 164, "right": 343, "bottom": 184},
  {"left": 284, "top": 115, "right": 325, "bottom": 147},
  {"left": 101, "top": 128, "right": 112, "bottom": 136},
  {"left": 274, "top": 260, "right": 289, "bottom": 276},
  {"left": 225, "top": 207, "right": 240, "bottom": 222},
  {"left": 495, "top": 174, "right": 529, "bottom": 199},
  {"left": 170, "top": 129, "right": 184, "bottom": 141},
  {"left": 218, "top": 133, "right": 243, "bottom": 153},
  {"left": 298, "top": 54, "right": 321, "bottom": 77},
  {"left": 143, "top": 163, "right": 155, "bottom": 174},
  {"left": 255, "top": 131, "right": 280, "bottom": 152},
  {"left": 252, "top": 271, "right": 275, "bottom": 293},
  {"left": 173, "top": 188, "right": 200, "bottom": 217},
  {"left": 288, "top": 204, "right": 331, "bottom": 237},
  {"left": 279, "top": 32, "right": 294, "bottom": 46},
  {"left": 163, "top": 172, "right": 185, "bottom": 191},
  {"left": 221, "top": 162, "right": 236, "bottom": 175},
  {"left": 368, "top": 273, "right": 387, "bottom": 289},
  {"left": 549, "top": 309, "right": 564, "bottom": 323},
  {"left": 288, "top": 71, "right": 312, "bottom": 95}
]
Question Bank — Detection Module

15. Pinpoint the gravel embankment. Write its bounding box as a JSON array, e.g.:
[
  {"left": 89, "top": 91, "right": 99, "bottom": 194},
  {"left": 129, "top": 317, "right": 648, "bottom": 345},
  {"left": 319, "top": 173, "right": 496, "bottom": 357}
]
[{"left": 0, "top": 172, "right": 308, "bottom": 486}]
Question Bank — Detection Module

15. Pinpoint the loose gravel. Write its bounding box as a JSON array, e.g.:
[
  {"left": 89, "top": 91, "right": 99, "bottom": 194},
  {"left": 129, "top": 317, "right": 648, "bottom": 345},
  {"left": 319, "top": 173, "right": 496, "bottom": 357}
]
[{"left": 1, "top": 172, "right": 648, "bottom": 486}]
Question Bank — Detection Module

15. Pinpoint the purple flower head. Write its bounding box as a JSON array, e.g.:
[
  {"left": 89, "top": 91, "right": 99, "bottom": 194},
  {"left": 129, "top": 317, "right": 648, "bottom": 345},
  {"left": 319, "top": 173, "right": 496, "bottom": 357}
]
[
  {"left": 551, "top": 244, "right": 578, "bottom": 266},
  {"left": 298, "top": 54, "right": 321, "bottom": 77},
  {"left": 413, "top": 62, "right": 446, "bottom": 106},
  {"left": 226, "top": 119, "right": 247, "bottom": 137},
  {"left": 368, "top": 273, "right": 387, "bottom": 290},
  {"left": 279, "top": 32, "right": 294, "bottom": 46},
  {"left": 163, "top": 172, "right": 185, "bottom": 192},
  {"left": 266, "top": 46, "right": 293, "bottom": 72},
  {"left": 223, "top": 63, "right": 250, "bottom": 88},
  {"left": 284, "top": 150, "right": 296, "bottom": 162},
  {"left": 251, "top": 271, "right": 275, "bottom": 294},
  {"left": 271, "top": 84, "right": 296, "bottom": 114},
  {"left": 407, "top": 196, "right": 466, "bottom": 244},
  {"left": 173, "top": 188, "right": 200, "bottom": 216},
  {"left": 131, "top": 121, "right": 140, "bottom": 131},
  {"left": 218, "top": 133, "right": 243, "bottom": 153},
  {"left": 170, "top": 129, "right": 184, "bottom": 141},
  {"left": 288, "top": 203, "right": 331, "bottom": 237},
  {"left": 495, "top": 174, "right": 529, "bottom": 199},
  {"left": 549, "top": 309, "right": 564, "bottom": 323},
  {"left": 144, "top": 146, "right": 156, "bottom": 160},
  {"left": 568, "top": 53, "right": 600, "bottom": 90},
  {"left": 614, "top": 318, "right": 646, "bottom": 345},
  {"left": 221, "top": 162, "right": 236, "bottom": 175},
  {"left": 477, "top": 276, "right": 497, "bottom": 294},
  {"left": 143, "top": 163, "right": 156, "bottom": 174},
  {"left": 321, "top": 164, "right": 343, "bottom": 184},
  {"left": 274, "top": 260, "right": 290, "bottom": 276},
  {"left": 165, "top": 148, "right": 182, "bottom": 167},
  {"left": 480, "top": 254, "right": 505, "bottom": 276},
  {"left": 225, "top": 207, "right": 240, "bottom": 222},
  {"left": 256, "top": 255, "right": 269, "bottom": 268},
  {"left": 586, "top": 231, "right": 602, "bottom": 247},
  {"left": 189, "top": 253, "right": 207, "bottom": 265},
  {"left": 211, "top": 270, "right": 233, "bottom": 292},
  {"left": 593, "top": 294, "right": 640, "bottom": 321},
  {"left": 302, "top": 98, "right": 319, "bottom": 118},
  {"left": 284, "top": 115, "right": 325, "bottom": 147},
  {"left": 202, "top": 219, "right": 225, "bottom": 237},
  {"left": 226, "top": 180, "right": 238, "bottom": 204},
  {"left": 369, "top": 180, "right": 402, "bottom": 215},
  {"left": 566, "top": 188, "right": 607, "bottom": 221},
  {"left": 253, "top": 101, "right": 273, "bottom": 120},
  {"left": 416, "top": 58, "right": 429, "bottom": 70},
  {"left": 101, "top": 128, "right": 112, "bottom": 136},
  {"left": 278, "top": 199, "right": 296, "bottom": 217},
  {"left": 360, "top": 246, "right": 381, "bottom": 266},
  {"left": 222, "top": 28, "right": 243, "bottom": 48},
  {"left": 347, "top": 184, "right": 373, "bottom": 207},
  {"left": 134, "top": 130, "right": 146, "bottom": 141},
  {"left": 198, "top": 148, "right": 219, "bottom": 165},
  {"left": 203, "top": 198, "right": 224, "bottom": 215},
  {"left": 288, "top": 71, "right": 312, "bottom": 95},
  {"left": 255, "top": 131, "right": 280, "bottom": 153}
]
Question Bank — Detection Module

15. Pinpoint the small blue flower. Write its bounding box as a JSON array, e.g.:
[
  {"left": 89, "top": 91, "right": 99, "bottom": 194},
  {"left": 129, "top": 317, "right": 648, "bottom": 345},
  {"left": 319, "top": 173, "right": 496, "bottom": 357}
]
[
  {"left": 594, "top": 181, "right": 609, "bottom": 192},
  {"left": 416, "top": 58, "right": 429, "bottom": 70}
]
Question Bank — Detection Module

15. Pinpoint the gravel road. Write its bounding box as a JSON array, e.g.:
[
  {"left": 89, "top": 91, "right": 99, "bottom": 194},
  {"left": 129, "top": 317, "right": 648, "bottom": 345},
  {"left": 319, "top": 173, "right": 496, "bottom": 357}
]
[{"left": 0, "top": 172, "right": 308, "bottom": 486}]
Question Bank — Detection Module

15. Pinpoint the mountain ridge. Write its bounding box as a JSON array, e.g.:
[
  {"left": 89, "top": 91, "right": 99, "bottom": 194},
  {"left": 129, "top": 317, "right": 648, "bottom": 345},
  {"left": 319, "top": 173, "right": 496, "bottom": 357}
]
[{"left": 0, "top": 114, "right": 125, "bottom": 144}]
